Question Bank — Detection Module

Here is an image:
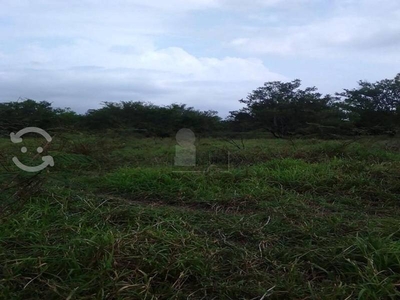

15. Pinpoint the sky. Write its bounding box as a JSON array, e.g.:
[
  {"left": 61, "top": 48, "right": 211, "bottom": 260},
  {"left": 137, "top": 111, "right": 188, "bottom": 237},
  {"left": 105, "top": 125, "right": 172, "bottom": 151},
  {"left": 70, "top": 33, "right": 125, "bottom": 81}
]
[{"left": 0, "top": 0, "right": 399, "bottom": 116}]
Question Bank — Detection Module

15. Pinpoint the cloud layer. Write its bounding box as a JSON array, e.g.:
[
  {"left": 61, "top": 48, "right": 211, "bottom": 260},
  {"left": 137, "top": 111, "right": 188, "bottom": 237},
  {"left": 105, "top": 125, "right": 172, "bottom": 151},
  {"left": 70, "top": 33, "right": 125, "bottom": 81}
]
[{"left": 0, "top": 0, "right": 399, "bottom": 115}]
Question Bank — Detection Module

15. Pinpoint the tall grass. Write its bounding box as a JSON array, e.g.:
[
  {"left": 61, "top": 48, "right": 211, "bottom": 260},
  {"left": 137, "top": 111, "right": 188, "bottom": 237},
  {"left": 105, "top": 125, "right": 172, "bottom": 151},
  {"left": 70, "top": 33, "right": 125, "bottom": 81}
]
[{"left": 1, "top": 136, "right": 400, "bottom": 298}]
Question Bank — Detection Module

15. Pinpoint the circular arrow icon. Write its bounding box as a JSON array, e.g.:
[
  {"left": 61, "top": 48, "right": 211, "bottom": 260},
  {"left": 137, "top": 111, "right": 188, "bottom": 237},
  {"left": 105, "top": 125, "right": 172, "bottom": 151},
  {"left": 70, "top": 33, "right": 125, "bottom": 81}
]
[{"left": 10, "top": 127, "right": 55, "bottom": 173}]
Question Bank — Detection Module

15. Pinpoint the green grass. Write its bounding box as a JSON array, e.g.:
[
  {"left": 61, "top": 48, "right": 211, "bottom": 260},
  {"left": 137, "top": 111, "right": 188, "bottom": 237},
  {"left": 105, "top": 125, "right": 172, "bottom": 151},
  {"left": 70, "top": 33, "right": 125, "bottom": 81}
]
[{"left": 1, "top": 135, "right": 400, "bottom": 299}]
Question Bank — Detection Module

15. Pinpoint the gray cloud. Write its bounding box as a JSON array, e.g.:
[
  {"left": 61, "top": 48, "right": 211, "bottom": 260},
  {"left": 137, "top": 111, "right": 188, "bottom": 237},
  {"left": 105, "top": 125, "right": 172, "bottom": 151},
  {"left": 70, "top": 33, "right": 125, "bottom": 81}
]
[
  {"left": 230, "top": 0, "right": 400, "bottom": 60},
  {"left": 0, "top": 0, "right": 399, "bottom": 116},
  {"left": 0, "top": 65, "right": 279, "bottom": 115}
]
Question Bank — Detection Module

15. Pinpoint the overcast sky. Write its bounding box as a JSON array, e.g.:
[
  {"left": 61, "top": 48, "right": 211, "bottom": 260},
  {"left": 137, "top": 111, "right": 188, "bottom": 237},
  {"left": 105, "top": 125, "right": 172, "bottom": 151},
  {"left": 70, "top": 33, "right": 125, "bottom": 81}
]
[{"left": 0, "top": 0, "right": 399, "bottom": 116}]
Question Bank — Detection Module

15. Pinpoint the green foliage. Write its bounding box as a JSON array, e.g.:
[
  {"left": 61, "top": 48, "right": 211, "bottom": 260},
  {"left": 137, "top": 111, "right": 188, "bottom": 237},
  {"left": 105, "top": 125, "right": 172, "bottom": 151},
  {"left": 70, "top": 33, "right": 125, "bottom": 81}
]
[
  {"left": 2, "top": 73, "right": 400, "bottom": 139},
  {"left": 337, "top": 73, "right": 400, "bottom": 134},
  {"left": 0, "top": 99, "right": 81, "bottom": 134},
  {"left": 83, "top": 101, "right": 222, "bottom": 136},
  {"left": 228, "top": 79, "right": 345, "bottom": 137},
  {"left": 1, "top": 135, "right": 400, "bottom": 298}
]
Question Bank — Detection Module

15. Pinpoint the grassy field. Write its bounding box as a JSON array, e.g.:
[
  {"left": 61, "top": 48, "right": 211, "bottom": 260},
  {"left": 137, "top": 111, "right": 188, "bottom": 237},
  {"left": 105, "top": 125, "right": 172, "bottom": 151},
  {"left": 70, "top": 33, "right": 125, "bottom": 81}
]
[{"left": 1, "top": 134, "right": 400, "bottom": 299}]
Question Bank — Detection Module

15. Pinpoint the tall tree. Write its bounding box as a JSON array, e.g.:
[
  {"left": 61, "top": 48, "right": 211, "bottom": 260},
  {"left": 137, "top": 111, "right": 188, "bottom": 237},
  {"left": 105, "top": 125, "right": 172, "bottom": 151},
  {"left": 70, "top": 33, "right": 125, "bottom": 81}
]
[
  {"left": 337, "top": 74, "right": 400, "bottom": 133},
  {"left": 230, "top": 80, "right": 341, "bottom": 137}
]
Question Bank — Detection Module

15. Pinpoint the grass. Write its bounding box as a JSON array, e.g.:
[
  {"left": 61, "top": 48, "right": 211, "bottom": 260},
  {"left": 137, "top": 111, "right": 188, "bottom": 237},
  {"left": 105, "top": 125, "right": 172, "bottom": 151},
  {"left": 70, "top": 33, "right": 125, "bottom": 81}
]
[{"left": 1, "top": 135, "right": 400, "bottom": 299}]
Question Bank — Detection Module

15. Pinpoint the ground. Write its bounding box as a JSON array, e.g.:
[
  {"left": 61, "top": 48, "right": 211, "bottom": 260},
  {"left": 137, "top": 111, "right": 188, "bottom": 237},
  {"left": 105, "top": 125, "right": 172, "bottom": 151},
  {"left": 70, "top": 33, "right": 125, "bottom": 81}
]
[{"left": 1, "top": 134, "right": 400, "bottom": 299}]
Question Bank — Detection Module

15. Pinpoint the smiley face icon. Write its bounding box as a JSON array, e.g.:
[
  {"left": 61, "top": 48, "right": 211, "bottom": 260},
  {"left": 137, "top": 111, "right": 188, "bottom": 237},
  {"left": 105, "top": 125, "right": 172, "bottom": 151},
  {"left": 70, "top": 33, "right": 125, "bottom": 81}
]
[{"left": 10, "top": 127, "right": 55, "bottom": 172}]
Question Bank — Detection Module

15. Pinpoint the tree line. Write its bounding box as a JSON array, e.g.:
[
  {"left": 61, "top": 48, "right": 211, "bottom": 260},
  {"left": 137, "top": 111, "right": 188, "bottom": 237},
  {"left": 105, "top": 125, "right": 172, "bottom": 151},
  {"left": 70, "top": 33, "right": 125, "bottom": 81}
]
[{"left": 1, "top": 73, "right": 400, "bottom": 138}]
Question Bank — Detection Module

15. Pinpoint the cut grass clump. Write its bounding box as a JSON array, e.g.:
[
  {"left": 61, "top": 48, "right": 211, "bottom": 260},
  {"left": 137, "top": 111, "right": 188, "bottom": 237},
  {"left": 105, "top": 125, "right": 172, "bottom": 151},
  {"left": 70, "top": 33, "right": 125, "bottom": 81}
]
[
  {"left": 102, "top": 157, "right": 400, "bottom": 206},
  {"left": 101, "top": 166, "right": 286, "bottom": 207}
]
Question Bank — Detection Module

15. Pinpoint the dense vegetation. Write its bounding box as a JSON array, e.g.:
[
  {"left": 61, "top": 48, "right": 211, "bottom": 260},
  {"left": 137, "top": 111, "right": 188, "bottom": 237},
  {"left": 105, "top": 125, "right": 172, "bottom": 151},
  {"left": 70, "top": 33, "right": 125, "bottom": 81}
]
[
  {"left": 1, "top": 74, "right": 400, "bottom": 299},
  {"left": 1, "top": 136, "right": 400, "bottom": 298},
  {"left": 1, "top": 73, "right": 400, "bottom": 138}
]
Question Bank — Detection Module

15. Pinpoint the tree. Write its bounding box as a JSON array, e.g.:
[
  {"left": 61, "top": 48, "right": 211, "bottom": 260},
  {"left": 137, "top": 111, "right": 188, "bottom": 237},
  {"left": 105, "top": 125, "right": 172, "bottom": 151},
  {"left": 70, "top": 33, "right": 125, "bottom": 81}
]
[
  {"left": 83, "top": 101, "right": 222, "bottom": 136},
  {"left": 337, "top": 74, "right": 400, "bottom": 134},
  {"left": 0, "top": 99, "right": 80, "bottom": 132},
  {"left": 229, "top": 80, "right": 341, "bottom": 138}
]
